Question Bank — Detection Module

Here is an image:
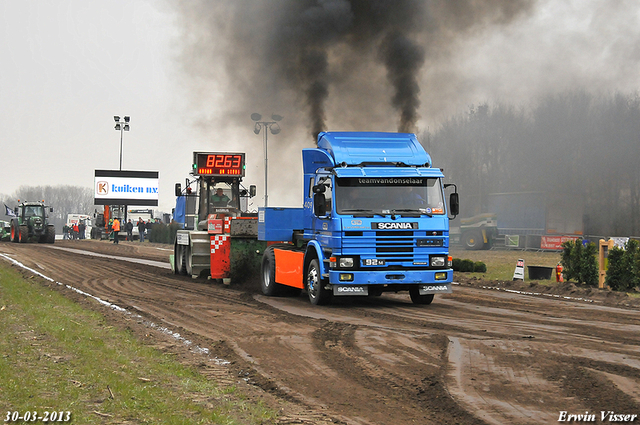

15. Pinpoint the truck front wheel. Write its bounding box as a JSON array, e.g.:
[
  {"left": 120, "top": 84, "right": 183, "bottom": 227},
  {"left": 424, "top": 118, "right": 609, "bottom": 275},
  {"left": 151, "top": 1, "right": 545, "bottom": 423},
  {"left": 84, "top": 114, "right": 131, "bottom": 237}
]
[
  {"left": 409, "top": 287, "right": 434, "bottom": 305},
  {"left": 306, "top": 258, "right": 332, "bottom": 305}
]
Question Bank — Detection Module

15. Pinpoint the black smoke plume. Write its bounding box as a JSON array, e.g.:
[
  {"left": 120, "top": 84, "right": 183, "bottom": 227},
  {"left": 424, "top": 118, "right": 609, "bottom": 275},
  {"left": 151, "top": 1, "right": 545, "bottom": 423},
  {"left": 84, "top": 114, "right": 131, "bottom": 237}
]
[{"left": 173, "top": 1, "right": 534, "bottom": 140}]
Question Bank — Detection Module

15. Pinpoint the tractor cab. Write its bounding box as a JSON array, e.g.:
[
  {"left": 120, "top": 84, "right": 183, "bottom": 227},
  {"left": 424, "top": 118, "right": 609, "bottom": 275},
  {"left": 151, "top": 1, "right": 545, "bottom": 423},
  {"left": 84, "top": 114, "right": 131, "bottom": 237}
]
[{"left": 174, "top": 152, "right": 256, "bottom": 231}]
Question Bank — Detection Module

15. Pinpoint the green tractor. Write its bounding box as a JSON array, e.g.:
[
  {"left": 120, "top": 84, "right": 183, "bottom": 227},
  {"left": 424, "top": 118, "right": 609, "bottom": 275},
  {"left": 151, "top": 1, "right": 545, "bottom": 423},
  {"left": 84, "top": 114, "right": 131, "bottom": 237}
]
[
  {"left": 0, "top": 220, "right": 11, "bottom": 241},
  {"left": 10, "top": 201, "right": 56, "bottom": 244}
]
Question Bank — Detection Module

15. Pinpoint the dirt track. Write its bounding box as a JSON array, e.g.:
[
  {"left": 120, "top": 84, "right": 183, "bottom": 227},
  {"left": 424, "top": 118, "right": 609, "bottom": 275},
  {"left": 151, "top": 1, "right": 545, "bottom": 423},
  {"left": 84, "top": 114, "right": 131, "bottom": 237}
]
[{"left": 2, "top": 240, "right": 640, "bottom": 424}]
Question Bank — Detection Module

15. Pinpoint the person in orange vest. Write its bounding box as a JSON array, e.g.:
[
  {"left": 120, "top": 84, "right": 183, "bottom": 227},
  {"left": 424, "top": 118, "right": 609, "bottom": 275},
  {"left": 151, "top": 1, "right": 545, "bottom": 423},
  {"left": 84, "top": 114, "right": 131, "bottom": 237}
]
[{"left": 112, "top": 217, "right": 121, "bottom": 244}]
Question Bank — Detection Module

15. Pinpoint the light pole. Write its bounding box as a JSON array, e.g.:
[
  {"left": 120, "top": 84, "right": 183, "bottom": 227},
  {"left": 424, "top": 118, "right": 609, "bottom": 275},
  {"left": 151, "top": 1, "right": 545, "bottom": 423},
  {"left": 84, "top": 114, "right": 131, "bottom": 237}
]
[
  {"left": 114, "top": 115, "right": 130, "bottom": 171},
  {"left": 251, "top": 113, "right": 282, "bottom": 207}
]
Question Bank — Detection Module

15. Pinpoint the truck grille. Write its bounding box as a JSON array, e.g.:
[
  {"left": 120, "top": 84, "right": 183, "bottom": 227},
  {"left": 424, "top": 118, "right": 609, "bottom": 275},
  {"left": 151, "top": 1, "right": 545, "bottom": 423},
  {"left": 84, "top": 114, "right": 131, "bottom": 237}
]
[{"left": 342, "top": 230, "right": 445, "bottom": 264}]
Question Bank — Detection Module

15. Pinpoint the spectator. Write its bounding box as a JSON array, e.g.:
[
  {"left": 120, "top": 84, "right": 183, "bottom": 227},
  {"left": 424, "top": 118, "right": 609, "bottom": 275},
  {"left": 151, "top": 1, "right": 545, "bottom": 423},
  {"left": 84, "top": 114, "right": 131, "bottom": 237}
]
[
  {"left": 112, "top": 217, "right": 120, "bottom": 244},
  {"left": 125, "top": 219, "right": 133, "bottom": 241},
  {"left": 146, "top": 220, "right": 153, "bottom": 243},
  {"left": 78, "top": 221, "right": 86, "bottom": 240},
  {"left": 137, "top": 218, "right": 146, "bottom": 243},
  {"left": 72, "top": 223, "right": 79, "bottom": 240}
]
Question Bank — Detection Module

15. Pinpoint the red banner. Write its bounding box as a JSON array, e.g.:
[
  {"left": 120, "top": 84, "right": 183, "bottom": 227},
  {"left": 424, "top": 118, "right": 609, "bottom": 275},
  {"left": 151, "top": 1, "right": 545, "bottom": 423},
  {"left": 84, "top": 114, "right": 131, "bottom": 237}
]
[{"left": 540, "top": 235, "right": 579, "bottom": 250}]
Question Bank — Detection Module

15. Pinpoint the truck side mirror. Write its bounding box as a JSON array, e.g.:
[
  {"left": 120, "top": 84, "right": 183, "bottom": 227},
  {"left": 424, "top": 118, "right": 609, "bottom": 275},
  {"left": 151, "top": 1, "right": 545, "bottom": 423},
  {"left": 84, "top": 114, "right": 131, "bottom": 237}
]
[
  {"left": 313, "top": 184, "right": 326, "bottom": 194},
  {"left": 449, "top": 192, "right": 459, "bottom": 217},
  {"left": 314, "top": 193, "right": 326, "bottom": 216},
  {"left": 175, "top": 183, "right": 182, "bottom": 197},
  {"left": 49, "top": 207, "right": 54, "bottom": 213},
  {"left": 249, "top": 185, "right": 256, "bottom": 197}
]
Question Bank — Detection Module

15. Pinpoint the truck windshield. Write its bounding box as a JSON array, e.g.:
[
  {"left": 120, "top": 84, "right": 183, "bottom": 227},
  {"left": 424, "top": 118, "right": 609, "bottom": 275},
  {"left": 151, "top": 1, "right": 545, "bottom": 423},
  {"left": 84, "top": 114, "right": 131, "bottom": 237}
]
[{"left": 335, "top": 177, "right": 445, "bottom": 215}]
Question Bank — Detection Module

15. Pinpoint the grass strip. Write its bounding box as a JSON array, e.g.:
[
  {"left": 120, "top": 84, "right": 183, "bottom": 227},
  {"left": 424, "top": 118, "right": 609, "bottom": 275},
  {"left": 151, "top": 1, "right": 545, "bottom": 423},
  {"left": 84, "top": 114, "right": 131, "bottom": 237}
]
[{"left": 0, "top": 262, "right": 276, "bottom": 424}]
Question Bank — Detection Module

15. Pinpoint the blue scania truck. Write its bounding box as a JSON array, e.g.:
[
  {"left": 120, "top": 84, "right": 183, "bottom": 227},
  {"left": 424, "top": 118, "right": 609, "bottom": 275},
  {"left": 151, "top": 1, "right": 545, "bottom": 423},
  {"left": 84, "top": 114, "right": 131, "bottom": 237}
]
[{"left": 258, "top": 131, "right": 459, "bottom": 305}]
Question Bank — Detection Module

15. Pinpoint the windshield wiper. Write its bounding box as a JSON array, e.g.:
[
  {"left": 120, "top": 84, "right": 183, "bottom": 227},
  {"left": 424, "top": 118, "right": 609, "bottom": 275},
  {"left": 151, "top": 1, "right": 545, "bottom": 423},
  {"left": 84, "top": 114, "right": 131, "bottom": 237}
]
[
  {"left": 391, "top": 209, "right": 432, "bottom": 217},
  {"left": 340, "top": 209, "right": 385, "bottom": 217}
]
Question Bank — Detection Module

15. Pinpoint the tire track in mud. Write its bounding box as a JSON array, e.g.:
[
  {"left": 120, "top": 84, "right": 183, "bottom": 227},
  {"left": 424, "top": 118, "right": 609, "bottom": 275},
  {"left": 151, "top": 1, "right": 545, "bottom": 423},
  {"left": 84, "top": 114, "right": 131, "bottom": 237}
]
[{"left": 4, "top": 241, "right": 640, "bottom": 424}]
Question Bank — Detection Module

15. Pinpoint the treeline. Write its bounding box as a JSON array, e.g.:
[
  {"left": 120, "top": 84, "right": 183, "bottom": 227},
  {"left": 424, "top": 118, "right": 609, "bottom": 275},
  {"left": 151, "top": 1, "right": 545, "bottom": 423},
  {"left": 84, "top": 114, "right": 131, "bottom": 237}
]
[
  {"left": 423, "top": 90, "right": 640, "bottom": 237},
  {"left": 1, "top": 185, "right": 96, "bottom": 233}
]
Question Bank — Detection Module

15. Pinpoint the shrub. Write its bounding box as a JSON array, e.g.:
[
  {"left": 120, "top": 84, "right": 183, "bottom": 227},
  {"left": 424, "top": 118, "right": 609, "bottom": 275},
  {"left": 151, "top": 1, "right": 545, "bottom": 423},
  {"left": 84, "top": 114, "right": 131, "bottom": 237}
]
[
  {"left": 473, "top": 261, "right": 487, "bottom": 273},
  {"left": 605, "top": 247, "right": 626, "bottom": 291},
  {"left": 561, "top": 239, "right": 598, "bottom": 286},
  {"left": 606, "top": 239, "right": 640, "bottom": 291},
  {"left": 452, "top": 258, "right": 462, "bottom": 271},
  {"left": 459, "top": 259, "right": 475, "bottom": 272},
  {"left": 449, "top": 258, "right": 486, "bottom": 273}
]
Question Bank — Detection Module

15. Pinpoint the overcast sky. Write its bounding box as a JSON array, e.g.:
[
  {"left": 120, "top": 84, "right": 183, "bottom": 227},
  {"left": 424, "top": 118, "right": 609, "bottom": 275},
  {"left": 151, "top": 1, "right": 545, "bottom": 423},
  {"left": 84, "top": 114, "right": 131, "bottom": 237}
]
[{"left": 1, "top": 0, "right": 638, "bottom": 213}]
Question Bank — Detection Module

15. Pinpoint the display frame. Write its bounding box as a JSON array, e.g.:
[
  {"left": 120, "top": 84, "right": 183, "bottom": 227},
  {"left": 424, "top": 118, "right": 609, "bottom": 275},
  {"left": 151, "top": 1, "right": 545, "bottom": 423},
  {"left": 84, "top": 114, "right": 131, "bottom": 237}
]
[{"left": 193, "top": 152, "right": 246, "bottom": 177}]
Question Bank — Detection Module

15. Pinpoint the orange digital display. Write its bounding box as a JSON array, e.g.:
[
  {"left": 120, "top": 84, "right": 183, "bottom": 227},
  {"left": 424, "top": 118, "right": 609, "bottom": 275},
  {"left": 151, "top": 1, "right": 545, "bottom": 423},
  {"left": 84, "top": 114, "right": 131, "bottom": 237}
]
[{"left": 193, "top": 152, "right": 245, "bottom": 177}]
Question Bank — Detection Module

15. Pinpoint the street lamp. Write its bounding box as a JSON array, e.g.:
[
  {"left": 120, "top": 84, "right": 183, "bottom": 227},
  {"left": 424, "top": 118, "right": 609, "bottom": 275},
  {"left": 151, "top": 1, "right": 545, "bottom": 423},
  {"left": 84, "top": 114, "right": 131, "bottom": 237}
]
[
  {"left": 114, "top": 115, "right": 130, "bottom": 171},
  {"left": 251, "top": 113, "right": 282, "bottom": 207}
]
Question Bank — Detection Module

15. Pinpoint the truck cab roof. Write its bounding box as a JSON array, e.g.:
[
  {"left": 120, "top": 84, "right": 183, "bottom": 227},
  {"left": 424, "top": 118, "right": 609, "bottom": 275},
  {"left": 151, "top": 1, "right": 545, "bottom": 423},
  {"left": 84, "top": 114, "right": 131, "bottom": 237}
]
[{"left": 315, "top": 131, "right": 432, "bottom": 167}]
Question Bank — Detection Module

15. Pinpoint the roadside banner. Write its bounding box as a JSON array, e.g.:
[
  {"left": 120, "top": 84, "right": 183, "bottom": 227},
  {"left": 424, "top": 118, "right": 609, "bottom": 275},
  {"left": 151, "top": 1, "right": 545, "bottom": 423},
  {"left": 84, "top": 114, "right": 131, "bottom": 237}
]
[
  {"left": 540, "top": 235, "right": 579, "bottom": 250},
  {"left": 513, "top": 258, "right": 525, "bottom": 281}
]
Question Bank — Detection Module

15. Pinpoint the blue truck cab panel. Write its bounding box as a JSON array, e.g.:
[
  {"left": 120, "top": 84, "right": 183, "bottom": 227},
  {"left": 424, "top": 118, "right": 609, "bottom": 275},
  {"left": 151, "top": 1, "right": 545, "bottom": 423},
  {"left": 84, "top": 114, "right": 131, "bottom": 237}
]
[{"left": 259, "top": 132, "right": 455, "bottom": 304}]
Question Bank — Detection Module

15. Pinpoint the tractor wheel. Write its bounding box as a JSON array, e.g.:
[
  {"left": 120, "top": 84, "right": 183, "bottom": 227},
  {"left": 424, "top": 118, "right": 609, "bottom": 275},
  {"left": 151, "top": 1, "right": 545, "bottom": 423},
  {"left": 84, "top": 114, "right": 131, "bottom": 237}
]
[
  {"left": 18, "top": 225, "right": 28, "bottom": 243},
  {"left": 10, "top": 221, "right": 19, "bottom": 243},
  {"left": 185, "top": 244, "right": 194, "bottom": 276},
  {"left": 174, "top": 243, "right": 187, "bottom": 275},
  {"left": 306, "top": 258, "right": 332, "bottom": 305},
  {"left": 409, "top": 287, "right": 434, "bottom": 305},
  {"left": 46, "top": 225, "right": 56, "bottom": 243},
  {"left": 462, "top": 230, "right": 484, "bottom": 250},
  {"left": 261, "top": 246, "right": 283, "bottom": 296}
]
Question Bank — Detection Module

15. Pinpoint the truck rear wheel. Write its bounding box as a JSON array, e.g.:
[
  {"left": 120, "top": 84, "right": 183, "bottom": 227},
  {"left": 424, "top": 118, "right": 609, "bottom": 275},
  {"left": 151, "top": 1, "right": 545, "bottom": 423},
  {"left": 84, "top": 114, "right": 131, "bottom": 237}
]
[
  {"left": 409, "top": 287, "right": 434, "bottom": 305},
  {"left": 261, "top": 246, "right": 282, "bottom": 296},
  {"left": 307, "top": 258, "right": 332, "bottom": 305},
  {"left": 18, "top": 225, "right": 28, "bottom": 243}
]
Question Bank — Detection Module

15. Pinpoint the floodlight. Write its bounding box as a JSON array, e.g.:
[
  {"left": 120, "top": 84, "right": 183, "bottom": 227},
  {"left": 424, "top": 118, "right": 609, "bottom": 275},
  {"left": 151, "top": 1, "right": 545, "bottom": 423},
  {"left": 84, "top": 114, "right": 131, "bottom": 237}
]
[
  {"left": 124, "top": 116, "right": 130, "bottom": 123},
  {"left": 115, "top": 123, "right": 121, "bottom": 130},
  {"left": 251, "top": 113, "right": 262, "bottom": 121},
  {"left": 114, "top": 116, "right": 120, "bottom": 122},
  {"left": 271, "top": 114, "right": 283, "bottom": 122},
  {"left": 124, "top": 124, "right": 130, "bottom": 131},
  {"left": 253, "top": 123, "right": 261, "bottom": 134}
]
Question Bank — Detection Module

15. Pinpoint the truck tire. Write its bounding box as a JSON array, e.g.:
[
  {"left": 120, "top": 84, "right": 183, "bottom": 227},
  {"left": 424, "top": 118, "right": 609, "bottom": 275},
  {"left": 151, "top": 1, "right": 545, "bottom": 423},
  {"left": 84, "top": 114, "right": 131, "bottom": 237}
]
[
  {"left": 18, "top": 225, "right": 28, "bottom": 243},
  {"left": 306, "top": 258, "right": 332, "bottom": 305},
  {"left": 261, "top": 246, "right": 283, "bottom": 296},
  {"left": 46, "top": 225, "right": 56, "bottom": 243},
  {"left": 462, "top": 230, "right": 484, "bottom": 250},
  {"left": 174, "top": 243, "right": 187, "bottom": 275},
  {"left": 409, "top": 287, "right": 434, "bottom": 305}
]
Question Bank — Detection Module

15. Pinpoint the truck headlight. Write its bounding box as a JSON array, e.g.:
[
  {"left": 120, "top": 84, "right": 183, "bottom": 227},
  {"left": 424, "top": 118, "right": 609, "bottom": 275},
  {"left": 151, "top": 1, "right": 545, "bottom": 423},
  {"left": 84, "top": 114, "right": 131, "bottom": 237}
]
[
  {"left": 339, "top": 257, "right": 354, "bottom": 268},
  {"left": 430, "top": 256, "right": 446, "bottom": 267}
]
